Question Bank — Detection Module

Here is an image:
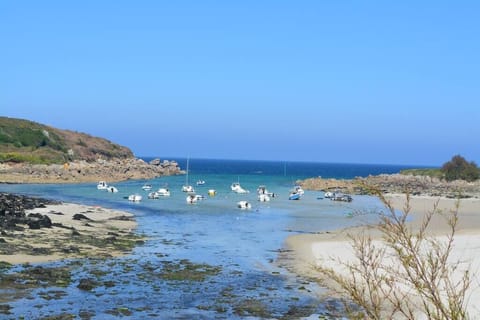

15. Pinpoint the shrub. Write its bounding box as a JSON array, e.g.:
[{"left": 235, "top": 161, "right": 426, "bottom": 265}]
[
  {"left": 318, "top": 187, "right": 471, "bottom": 319},
  {"left": 442, "top": 155, "right": 479, "bottom": 182}
]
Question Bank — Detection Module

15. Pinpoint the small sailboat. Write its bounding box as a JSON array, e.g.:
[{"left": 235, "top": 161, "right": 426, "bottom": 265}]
[
  {"left": 182, "top": 157, "right": 195, "bottom": 193},
  {"left": 231, "top": 182, "right": 248, "bottom": 193},
  {"left": 288, "top": 185, "right": 302, "bottom": 200}
]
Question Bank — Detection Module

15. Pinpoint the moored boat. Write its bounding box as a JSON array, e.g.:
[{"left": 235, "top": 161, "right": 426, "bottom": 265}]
[
  {"left": 288, "top": 191, "right": 301, "bottom": 200},
  {"left": 156, "top": 188, "right": 171, "bottom": 197},
  {"left": 258, "top": 194, "right": 270, "bottom": 202},
  {"left": 257, "top": 185, "right": 275, "bottom": 198},
  {"left": 128, "top": 194, "right": 142, "bottom": 202},
  {"left": 186, "top": 194, "right": 204, "bottom": 204},
  {"left": 237, "top": 200, "right": 252, "bottom": 209},
  {"left": 107, "top": 186, "right": 118, "bottom": 193},
  {"left": 231, "top": 182, "right": 248, "bottom": 194},
  {"left": 182, "top": 157, "right": 195, "bottom": 193},
  {"left": 142, "top": 184, "right": 152, "bottom": 191},
  {"left": 97, "top": 181, "right": 108, "bottom": 190}
]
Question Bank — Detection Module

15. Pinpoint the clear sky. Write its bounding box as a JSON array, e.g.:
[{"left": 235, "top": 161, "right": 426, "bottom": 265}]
[{"left": 1, "top": 1, "right": 479, "bottom": 166}]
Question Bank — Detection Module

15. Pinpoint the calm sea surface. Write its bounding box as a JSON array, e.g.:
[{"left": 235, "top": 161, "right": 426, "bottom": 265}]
[{"left": 0, "top": 159, "right": 418, "bottom": 319}]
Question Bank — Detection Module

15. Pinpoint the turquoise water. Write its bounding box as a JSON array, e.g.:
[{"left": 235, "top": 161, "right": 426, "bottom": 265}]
[{"left": 0, "top": 159, "right": 413, "bottom": 319}]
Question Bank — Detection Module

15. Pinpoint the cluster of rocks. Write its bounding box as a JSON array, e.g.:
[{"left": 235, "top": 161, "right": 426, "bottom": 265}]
[
  {"left": 299, "top": 173, "right": 480, "bottom": 199},
  {"left": 0, "top": 193, "right": 60, "bottom": 233},
  {"left": 0, "top": 158, "right": 183, "bottom": 184}
]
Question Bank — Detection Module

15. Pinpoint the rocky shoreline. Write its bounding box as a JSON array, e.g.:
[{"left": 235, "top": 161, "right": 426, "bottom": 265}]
[
  {"left": 0, "top": 192, "right": 142, "bottom": 264},
  {"left": 299, "top": 173, "right": 480, "bottom": 199},
  {"left": 0, "top": 157, "right": 183, "bottom": 184}
]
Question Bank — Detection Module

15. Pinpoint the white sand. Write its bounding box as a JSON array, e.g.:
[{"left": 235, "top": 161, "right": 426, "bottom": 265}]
[
  {"left": 0, "top": 203, "right": 138, "bottom": 264},
  {"left": 282, "top": 195, "right": 480, "bottom": 317}
]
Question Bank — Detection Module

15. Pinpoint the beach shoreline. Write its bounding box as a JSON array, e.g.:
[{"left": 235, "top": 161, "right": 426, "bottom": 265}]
[
  {"left": 0, "top": 202, "right": 142, "bottom": 265},
  {"left": 279, "top": 194, "right": 480, "bottom": 316}
]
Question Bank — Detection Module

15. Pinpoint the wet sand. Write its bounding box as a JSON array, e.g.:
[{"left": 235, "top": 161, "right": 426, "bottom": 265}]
[{"left": 0, "top": 203, "right": 140, "bottom": 264}]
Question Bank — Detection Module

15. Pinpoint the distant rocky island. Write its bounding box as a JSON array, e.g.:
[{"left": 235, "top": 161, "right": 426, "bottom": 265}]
[
  {"left": 298, "top": 174, "right": 480, "bottom": 199},
  {"left": 0, "top": 117, "right": 182, "bottom": 183}
]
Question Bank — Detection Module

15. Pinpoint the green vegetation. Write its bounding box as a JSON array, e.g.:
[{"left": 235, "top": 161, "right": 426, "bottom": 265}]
[
  {"left": 442, "top": 154, "right": 479, "bottom": 182},
  {"left": 0, "top": 117, "right": 68, "bottom": 164},
  {"left": 401, "top": 155, "right": 479, "bottom": 182},
  {"left": 0, "top": 116, "right": 133, "bottom": 164},
  {"left": 400, "top": 168, "right": 443, "bottom": 178}
]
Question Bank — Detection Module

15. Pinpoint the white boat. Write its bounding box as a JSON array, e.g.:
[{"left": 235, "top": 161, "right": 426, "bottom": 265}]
[
  {"left": 128, "top": 194, "right": 142, "bottom": 202},
  {"left": 182, "top": 185, "right": 195, "bottom": 193},
  {"left": 148, "top": 192, "right": 159, "bottom": 199},
  {"left": 142, "top": 184, "right": 152, "bottom": 191},
  {"left": 257, "top": 185, "right": 275, "bottom": 198},
  {"left": 182, "top": 158, "right": 195, "bottom": 193},
  {"left": 288, "top": 191, "right": 301, "bottom": 200},
  {"left": 324, "top": 191, "right": 334, "bottom": 198},
  {"left": 196, "top": 180, "right": 205, "bottom": 185},
  {"left": 237, "top": 201, "right": 252, "bottom": 209},
  {"left": 107, "top": 186, "right": 118, "bottom": 193},
  {"left": 97, "top": 181, "right": 108, "bottom": 190},
  {"left": 156, "top": 188, "right": 171, "bottom": 197},
  {"left": 288, "top": 185, "right": 302, "bottom": 200},
  {"left": 293, "top": 185, "right": 305, "bottom": 195},
  {"left": 186, "top": 194, "right": 204, "bottom": 204},
  {"left": 258, "top": 194, "right": 270, "bottom": 202},
  {"left": 231, "top": 182, "right": 248, "bottom": 194}
]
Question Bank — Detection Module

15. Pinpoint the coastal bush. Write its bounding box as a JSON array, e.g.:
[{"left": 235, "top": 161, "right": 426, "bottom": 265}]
[
  {"left": 442, "top": 155, "right": 479, "bottom": 182},
  {"left": 318, "top": 186, "right": 471, "bottom": 319}
]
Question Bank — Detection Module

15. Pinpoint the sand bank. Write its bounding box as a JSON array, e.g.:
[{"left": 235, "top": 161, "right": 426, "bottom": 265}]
[
  {"left": 0, "top": 203, "right": 141, "bottom": 264},
  {"left": 281, "top": 194, "right": 480, "bottom": 317}
]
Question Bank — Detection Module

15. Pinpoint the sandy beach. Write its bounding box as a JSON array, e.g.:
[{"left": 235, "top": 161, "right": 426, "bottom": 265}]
[
  {"left": 0, "top": 203, "right": 141, "bottom": 264},
  {"left": 281, "top": 194, "right": 480, "bottom": 317}
]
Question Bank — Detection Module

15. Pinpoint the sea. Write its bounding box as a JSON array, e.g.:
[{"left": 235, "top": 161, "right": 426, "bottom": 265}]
[{"left": 0, "top": 158, "right": 419, "bottom": 319}]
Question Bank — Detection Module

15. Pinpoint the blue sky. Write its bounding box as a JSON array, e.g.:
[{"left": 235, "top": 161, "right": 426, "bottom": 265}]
[{"left": 1, "top": 1, "right": 479, "bottom": 166}]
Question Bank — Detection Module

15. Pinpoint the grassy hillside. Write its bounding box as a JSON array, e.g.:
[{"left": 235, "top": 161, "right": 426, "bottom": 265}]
[{"left": 0, "top": 117, "right": 133, "bottom": 164}]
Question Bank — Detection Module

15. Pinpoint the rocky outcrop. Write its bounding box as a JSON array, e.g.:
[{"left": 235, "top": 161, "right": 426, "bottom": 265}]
[
  {"left": 0, "top": 193, "right": 60, "bottom": 231},
  {"left": 298, "top": 174, "right": 480, "bottom": 199},
  {"left": 0, "top": 158, "right": 183, "bottom": 183}
]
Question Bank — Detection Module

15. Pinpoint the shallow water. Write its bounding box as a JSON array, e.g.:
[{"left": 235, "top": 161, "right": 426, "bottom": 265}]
[{"left": 0, "top": 160, "right": 409, "bottom": 319}]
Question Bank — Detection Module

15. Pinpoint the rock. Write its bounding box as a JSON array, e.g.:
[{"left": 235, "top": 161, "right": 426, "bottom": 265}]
[
  {"left": 0, "top": 157, "right": 183, "bottom": 184},
  {"left": 72, "top": 213, "right": 92, "bottom": 221},
  {"left": 27, "top": 213, "right": 52, "bottom": 229},
  {"left": 0, "top": 193, "right": 58, "bottom": 231},
  {"left": 77, "top": 278, "right": 100, "bottom": 291},
  {"left": 149, "top": 158, "right": 161, "bottom": 166}
]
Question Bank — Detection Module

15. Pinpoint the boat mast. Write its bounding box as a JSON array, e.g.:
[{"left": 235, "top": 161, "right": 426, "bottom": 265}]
[{"left": 185, "top": 157, "right": 190, "bottom": 185}]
